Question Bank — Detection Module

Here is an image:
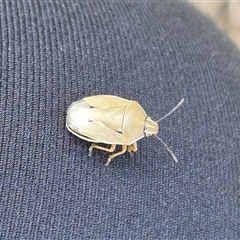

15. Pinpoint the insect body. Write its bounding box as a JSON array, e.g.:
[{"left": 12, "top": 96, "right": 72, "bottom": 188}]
[{"left": 66, "top": 95, "right": 184, "bottom": 166}]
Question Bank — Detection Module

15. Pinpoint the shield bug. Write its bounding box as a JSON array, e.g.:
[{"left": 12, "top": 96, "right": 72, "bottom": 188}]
[{"left": 66, "top": 95, "right": 184, "bottom": 166}]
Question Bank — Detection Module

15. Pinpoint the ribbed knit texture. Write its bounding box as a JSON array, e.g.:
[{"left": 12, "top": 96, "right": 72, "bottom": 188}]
[{"left": 0, "top": 0, "right": 240, "bottom": 239}]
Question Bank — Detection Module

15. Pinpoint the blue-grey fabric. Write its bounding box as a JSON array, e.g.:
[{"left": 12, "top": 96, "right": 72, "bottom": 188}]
[{"left": 0, "top": 0, "right": 240, "bottom": 239}]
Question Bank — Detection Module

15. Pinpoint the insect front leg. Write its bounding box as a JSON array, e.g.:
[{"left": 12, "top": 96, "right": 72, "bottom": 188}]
[
  {"left": 88, "top": 144, "right": 116, "bottom": 157},
  {"left": 105, "top": 145, "right": 127, "bottom": 167},
  {"left": 127, "top": 142, "right": 138, "bottom": 157}
]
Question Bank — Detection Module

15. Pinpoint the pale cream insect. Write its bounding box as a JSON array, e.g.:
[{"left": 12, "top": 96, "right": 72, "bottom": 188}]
[{"left": 66, "top": 95, "right": 184, "bottom": 166}]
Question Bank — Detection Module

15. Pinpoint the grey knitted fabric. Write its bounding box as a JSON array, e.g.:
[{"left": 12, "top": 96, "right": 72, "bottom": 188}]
[{"left": 0, "top": 0, "right": 240, "bottom": 239}]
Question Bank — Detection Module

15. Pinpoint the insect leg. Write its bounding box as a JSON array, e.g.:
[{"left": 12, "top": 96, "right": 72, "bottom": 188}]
[
  {"left": 127, "top": 142, "right": 138, "bottom": 156},
  {"left": 105, "top": 145, "right": 127, "bottom": 166},
  {"left": 88, "top": 144, "right": 116, "bottom": 156}
]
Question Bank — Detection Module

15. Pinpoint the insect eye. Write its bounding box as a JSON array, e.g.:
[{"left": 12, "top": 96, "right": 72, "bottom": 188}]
[{"left": 144, "top": 131, "right": 150, "bottom": 137}]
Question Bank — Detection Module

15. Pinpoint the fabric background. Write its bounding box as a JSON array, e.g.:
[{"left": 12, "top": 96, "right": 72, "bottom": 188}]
[{"left": 0, "top": 0, "right": 240, "bottom": 239}]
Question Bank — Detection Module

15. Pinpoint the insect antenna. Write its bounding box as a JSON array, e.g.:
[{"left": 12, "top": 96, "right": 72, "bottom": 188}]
[
  {"left": 155, "top": 98, "right": 184, "bottom": 163},
  {"left": 156, "top": 98, "right": 184, "bottom": 123},
  {"left": 154, "top": 135, "right": 178, "bottom": 163}
]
